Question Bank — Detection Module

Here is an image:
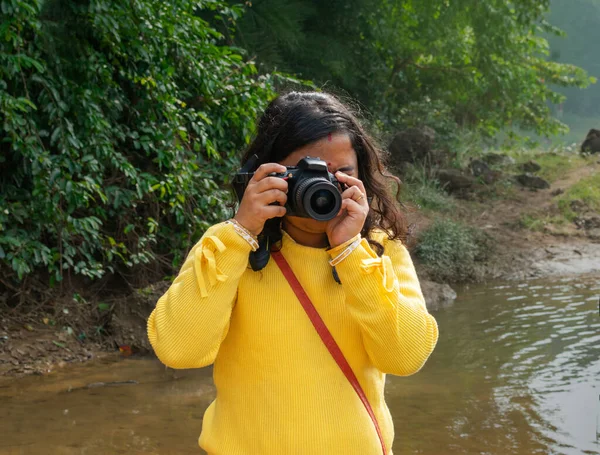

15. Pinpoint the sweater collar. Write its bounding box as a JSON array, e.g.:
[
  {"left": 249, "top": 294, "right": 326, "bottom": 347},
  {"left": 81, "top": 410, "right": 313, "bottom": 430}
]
[{"left": 280, "top": 229, "right": 330, "bottom": 255}]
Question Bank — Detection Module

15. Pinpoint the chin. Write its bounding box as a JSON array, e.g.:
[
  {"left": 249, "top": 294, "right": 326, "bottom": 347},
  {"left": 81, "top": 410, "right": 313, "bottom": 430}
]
[{"left": 285, "top": 216, "right": 327, "bottom": 234}]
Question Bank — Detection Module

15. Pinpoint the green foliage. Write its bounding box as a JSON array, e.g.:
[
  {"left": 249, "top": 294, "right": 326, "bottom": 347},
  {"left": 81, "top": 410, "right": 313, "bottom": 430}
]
[
  {"left": 364, "top": 0, "right": 593, "bottom": 137},
  {"left": 520, "top": 214, "right": 546, "bottom": 231},
  {"left": 483, "top": 146, "right": 586, "bottom": 182},
  {"left": 519, "top": 213, "right": 566, "bottom": 231},
  {"left": 457, "top": 142, "right": 587, "bottom": 183},
  {"left": 524, "top": 152, "right": 585, "bottom": 182},
  {"left": 402, "top": 165, "right": 456, "bottom": 212},
  {"left": 233, "top": 0, "right": 593, "bottom": 139},
  {"left": 556, "top": 172, "right": 600, "bottom": 220},
  {"left": 415, "top": 219, "right": 491, "bottom": 282},
  {"left": 0, "top": 0, "right": 279, "bottom": 283},
  {"left": 519, "top": 169, "right": 599, "bottom": 231}
]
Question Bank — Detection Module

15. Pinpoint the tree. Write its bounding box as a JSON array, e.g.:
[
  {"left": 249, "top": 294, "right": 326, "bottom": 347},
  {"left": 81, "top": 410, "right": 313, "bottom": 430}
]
[
  {"left": 233, "top": 0, "right": 593, "bottom": 137},
  {"left": 0, "top": 0, "right": 278, "bottom": 285}
]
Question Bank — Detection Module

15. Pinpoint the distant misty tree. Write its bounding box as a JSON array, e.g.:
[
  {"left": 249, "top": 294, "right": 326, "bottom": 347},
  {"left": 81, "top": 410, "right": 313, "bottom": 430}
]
[{"left": 231, "top": 0, "right": 593, "bottom": 137}]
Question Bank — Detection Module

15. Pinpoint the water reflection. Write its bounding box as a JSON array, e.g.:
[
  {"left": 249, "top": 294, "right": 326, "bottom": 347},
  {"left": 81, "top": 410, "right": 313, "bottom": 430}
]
[
  {"left": 392, "top": 275, "right": 599, "bottom": 455},
  {"left": 0, "top": 276, "right": 598, "bottom": 454},
  {"left": 0, "top": 359, "right": 214, "bottom": 454}
]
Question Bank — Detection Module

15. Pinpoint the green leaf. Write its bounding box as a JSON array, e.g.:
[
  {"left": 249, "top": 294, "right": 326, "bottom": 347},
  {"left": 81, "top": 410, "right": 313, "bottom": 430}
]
[{"left": 98, "top": 303, "right": 110, "bottom": 311}]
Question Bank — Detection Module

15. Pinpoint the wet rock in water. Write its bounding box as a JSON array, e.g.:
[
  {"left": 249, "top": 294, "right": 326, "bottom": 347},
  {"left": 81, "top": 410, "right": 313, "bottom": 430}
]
[
  {"left": 388, "top": 126, "right": 437, "bottom": 167},
  {"left": 515, "top": 174, "right": 550, "bottom": 190},
  {"left": 481, "top": 153, "right": 516, "bottom": 167},
  {"left": 436, "top": 169, "right": 476, "bottom": 193},
  {"left": 519, "top": 160, "right": 542, "bottom": 173},
  {"left": 420, "top": 280, "right": 457, "bottom": 311}
]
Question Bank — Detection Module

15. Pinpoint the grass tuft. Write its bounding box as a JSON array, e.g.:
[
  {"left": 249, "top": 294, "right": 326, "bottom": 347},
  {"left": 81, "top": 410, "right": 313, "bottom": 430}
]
[
  {"left": 415, "top": 219, "right": 492, "bottom": 283},
  {"left": 556, "top": 172, "right": 600, "bottom": 221},
  {"left": 402, "top": 165, "right": 457, "bottom": 212}
]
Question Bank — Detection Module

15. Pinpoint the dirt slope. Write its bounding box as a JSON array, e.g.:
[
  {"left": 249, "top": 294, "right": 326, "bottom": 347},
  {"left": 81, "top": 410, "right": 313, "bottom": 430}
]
[{"left": 411, "top": 157, "right": 600, "bottom": 281}]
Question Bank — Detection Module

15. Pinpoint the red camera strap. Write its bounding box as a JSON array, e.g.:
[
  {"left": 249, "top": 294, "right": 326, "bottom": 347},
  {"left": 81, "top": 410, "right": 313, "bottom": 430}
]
[{"left": 271, "top": 250, "right": 387, "bottom": 455}]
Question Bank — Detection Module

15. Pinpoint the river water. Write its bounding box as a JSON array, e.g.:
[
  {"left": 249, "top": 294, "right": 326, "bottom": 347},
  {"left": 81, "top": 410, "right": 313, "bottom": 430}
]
[{"left": 1, "top": 275, "right": 598, "bottom": 455}]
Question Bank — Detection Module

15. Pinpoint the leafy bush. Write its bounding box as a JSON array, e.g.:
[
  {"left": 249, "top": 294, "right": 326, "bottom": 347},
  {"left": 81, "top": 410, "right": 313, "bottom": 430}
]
[
  {"left": 415, "top": 219, "right": 492, "bottom": 283},
  {"left": 0, "top": 0, "right": 279, "bottom": 284}
]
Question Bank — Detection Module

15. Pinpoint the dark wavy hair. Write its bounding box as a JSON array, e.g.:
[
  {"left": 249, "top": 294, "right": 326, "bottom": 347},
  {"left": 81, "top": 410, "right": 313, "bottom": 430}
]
[{"left": 236, "top": 91, "right": 408, "bottom": 272}]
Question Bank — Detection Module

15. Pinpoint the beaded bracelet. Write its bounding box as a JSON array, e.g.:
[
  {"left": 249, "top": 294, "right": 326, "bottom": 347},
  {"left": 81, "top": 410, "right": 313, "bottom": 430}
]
[
  {"left": 226, "top": 219, "right": 259, "bottom": 251},
  {"left": 328, "top": 236, "right": 362, "bottom": 267}
]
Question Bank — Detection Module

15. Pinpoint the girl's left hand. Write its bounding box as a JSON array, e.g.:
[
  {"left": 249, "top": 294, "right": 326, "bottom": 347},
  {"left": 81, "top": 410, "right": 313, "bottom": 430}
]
[{"left": 326, "top": 171, "right": 369, "bottom": 248}]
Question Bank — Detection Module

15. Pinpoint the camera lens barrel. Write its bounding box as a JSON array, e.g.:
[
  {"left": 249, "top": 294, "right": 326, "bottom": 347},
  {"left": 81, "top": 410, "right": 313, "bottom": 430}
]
[{"left": 294, "top": 177, "right": 342, "bottom": 221}]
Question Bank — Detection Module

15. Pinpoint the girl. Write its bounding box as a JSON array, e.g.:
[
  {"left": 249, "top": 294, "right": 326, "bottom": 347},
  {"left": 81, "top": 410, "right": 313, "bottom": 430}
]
[{"left": 147, "top": 91, "right": 439, "bottom": 455}]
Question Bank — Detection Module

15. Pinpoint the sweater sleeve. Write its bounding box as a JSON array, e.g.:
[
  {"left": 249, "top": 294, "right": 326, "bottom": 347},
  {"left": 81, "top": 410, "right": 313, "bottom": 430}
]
[
  {"left": 147, "top": 221, "right": 252, "bottom": 369},
  {"left": 329, "top": 236, "right": 439, "bottom": 376}
]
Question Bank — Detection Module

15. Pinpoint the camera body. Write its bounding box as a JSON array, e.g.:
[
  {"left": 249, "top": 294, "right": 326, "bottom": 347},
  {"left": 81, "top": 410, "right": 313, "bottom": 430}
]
[{"left": 233, "top": 156, "right": 343, "bottom": 221}]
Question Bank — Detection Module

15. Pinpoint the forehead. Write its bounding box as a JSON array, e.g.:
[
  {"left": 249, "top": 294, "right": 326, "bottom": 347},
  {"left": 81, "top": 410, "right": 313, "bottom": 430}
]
[{"left": 280, "top": 133, "right": 357, "bottom": 168}]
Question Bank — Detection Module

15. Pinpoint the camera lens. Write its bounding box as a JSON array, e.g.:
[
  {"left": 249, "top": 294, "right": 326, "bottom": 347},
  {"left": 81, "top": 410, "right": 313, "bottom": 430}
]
[
  {"left": 295, "top": 178, "right": 342, "bottom": 221},
  {"left": 310, "top": 189, "right": 336, "bottom": 215}
]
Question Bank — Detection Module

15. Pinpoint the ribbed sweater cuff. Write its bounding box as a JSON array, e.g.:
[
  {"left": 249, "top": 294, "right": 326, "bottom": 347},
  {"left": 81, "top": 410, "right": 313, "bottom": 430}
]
[
  {"left": 326, "top": 234, "right": 361, "bottom": 255},
  {"left": 203, "top": 221, "right": 253, "bottom": 276},
  {"left": 331, "top": 238, "right": 400, "bottom": 308}
]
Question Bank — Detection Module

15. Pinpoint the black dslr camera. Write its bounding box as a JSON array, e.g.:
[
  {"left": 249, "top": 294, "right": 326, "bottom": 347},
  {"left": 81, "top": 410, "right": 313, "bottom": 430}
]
[{"left": 233, "top": 155, "right": 343, "bottom": 221}]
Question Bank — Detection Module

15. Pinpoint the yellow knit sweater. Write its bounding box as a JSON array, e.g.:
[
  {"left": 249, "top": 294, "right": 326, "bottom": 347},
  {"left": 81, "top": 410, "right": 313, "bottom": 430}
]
[{"left": 147, "top": 221, "right": 438, "bottom": 455}]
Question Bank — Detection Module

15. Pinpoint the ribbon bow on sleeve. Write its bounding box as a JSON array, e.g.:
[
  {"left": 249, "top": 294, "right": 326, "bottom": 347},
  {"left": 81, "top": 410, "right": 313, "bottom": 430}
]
[
  {"left": 360, "top": 255, "right": 397, "bottom": 293},
  {"left": 194, "top": 236, "right": 228, "bottom": 298}
]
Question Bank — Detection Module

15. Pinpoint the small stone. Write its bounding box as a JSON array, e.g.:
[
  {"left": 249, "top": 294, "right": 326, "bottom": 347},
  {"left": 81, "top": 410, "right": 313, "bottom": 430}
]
[
  {"left": 580, "top": 129, "right": 600, "bottom": 154},
  {"left": 421, "top": 280, "right": 457, "bottom": 311},
  {"left": 469, "top": 159, "right": 491, "bottom": 177},
  {"left": 436, "top": 169, "right": 476, "bottom": 193},
  {"left": 515, "top": 174, "right": 550, "bottom": 190}
]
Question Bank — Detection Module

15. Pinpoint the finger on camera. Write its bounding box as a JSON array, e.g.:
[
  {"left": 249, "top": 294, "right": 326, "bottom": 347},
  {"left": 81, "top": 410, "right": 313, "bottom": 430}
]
[
  {"left": 254, "top": 176, "right": 288, "bottom": 194},
  {"left": 263, "top": 205, "right": 287, "bottom": 219},
  {"left": 251, "top": 163, "right": 287, "bottom": 183},
  {"left": 258, "top": 189, "right": 287, "bottom": 206},
  {"left": 341, "top": 185, "right": 363, "bottom": 199},
  {"left": 336, "top": 172, "right": 366, "bottom": 194},
  {"left": 340, "top": 198, "right": 364, "bottom": 213}
]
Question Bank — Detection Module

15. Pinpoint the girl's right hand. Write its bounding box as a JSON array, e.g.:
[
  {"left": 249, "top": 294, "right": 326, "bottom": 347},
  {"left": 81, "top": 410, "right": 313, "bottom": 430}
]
[{"left": 234, "top": 163, "right": 288, "bottom": 236}]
